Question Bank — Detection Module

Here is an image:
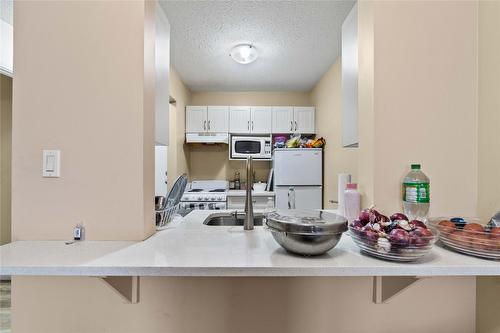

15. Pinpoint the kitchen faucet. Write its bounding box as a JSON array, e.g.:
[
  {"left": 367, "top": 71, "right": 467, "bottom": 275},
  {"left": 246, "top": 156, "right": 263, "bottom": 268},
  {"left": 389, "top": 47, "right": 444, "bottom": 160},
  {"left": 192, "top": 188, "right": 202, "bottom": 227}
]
[{"left": 244, "top": 156, "right": 254, "bottom": 230}]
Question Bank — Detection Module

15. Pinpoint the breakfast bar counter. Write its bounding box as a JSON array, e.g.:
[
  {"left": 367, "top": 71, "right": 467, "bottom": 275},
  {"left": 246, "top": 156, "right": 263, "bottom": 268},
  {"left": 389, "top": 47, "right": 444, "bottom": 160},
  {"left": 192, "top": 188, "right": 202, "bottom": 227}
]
[{"left": 1, "top": 211, "right": 499, "bottom": 277}]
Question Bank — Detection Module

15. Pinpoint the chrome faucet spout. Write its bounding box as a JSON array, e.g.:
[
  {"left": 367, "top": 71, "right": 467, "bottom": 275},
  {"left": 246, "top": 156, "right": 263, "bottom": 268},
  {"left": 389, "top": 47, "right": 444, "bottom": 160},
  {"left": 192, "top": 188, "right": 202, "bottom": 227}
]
[{"left": 244, "top": 156, "right": 254, "bottom": 230}]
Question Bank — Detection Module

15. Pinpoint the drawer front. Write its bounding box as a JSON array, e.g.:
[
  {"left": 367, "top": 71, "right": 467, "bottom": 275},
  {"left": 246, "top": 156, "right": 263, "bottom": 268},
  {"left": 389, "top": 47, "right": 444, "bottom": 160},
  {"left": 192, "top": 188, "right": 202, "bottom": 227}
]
[{"left": 227, "top": 196, "right": 275, "bottom": 210}]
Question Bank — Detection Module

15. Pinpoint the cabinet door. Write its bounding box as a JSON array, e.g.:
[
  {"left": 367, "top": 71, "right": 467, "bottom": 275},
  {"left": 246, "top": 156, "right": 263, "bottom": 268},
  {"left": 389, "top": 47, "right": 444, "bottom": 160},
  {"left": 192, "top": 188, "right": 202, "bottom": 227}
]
[
  {"left": 207, "top": 106, "right": 229, "bottom": 133},
  {"left": 186, "top": 106, "right": 207, "bottom": 132},
  {"left": 154, "top": 3, "right": 170, "bottom": 145},
  {"left": 272, "top": 107, "right": 294, "bottom": 133},
  {"left": 250, "top": 107, "right": 272, "bottom": 133},
  {"left": 294, "top": 107, "right": 315, "bottom": 133},
  {"left": 341, "top": 3, "right": 359, "bottom": 147},
  {"left": 229, "top": 106, "right": 251, "bottom": 133}
]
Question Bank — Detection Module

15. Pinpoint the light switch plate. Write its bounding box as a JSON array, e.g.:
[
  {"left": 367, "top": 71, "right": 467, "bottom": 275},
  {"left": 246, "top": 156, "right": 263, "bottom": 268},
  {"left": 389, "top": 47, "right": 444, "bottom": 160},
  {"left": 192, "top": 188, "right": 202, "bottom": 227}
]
[{"left": 43, "top": 150, "right": 60, "bottom": 177}]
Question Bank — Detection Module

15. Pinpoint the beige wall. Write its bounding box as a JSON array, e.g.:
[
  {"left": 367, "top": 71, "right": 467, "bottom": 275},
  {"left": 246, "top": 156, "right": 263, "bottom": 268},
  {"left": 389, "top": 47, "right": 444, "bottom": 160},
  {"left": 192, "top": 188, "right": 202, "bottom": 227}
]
[
  {"left": 0, "top": 74, "right": 12, "bottom": 245},
  {"left": 188, "top": 91, "right": 311, "bottom": 182},
  {"left": 358, "top": 1, "right": 478, "bottom": 217},
  {"left": 476, "top": 1, "right": 500, "bottom": 332},
  {"left": 12, "top": 276, "right": 475, "bottom": 333},
  {"left": 477, "top": 0, "right": 500, "bottom": 222},
  {"left": 310, "top": 58, "right": 358, "bottom": 209},
  {"left": 168, "top": 67, "right": 191, "bottom": 185},
  {"left": 190, "top": 91, "right": 311, "bottom": 107},
  {"left": 11, "top": 1, "right": 156, "bottom": 241}
]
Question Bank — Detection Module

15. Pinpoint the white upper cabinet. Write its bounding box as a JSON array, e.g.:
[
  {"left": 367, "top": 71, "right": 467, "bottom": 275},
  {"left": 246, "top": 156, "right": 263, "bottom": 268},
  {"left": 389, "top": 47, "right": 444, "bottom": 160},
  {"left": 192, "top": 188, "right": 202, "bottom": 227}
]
[
  {"left": 294, "top": 107, "right": 315, "bottom": 134},
  {"left": 229, "top": 106, "right": 252, "bottom": 133},
  {"left": 341, "top": 3, "right": 359, "bottom": 147},
  {"left": 250, "top": 107, "right": 272, "bottom": 134},
  {"left": 187, "top": 105, "right": 315, "bottom": 135},
  {"left": 207, "top": 106, "right": 229, "bottom": 133},
  {"left": 272, "top": 107, "right": 294, "bottom": 133},
  {"left": 186, "top": 106, "right": 208, "bottom": 132},
  {"left": 272, "top": 106, "right": 315, "bottom": 134}
]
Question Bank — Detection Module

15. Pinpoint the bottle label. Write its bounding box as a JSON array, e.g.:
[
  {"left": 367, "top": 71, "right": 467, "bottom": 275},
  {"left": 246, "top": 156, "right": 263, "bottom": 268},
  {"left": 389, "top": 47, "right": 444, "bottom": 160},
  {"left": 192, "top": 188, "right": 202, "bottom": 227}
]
[{"left": 403, "top": 182, "right": 430, "bottom": 203}]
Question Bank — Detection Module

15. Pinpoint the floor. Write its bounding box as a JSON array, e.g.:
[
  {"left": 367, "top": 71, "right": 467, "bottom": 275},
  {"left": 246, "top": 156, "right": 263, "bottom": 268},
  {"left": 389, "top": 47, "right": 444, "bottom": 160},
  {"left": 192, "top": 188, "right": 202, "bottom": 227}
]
[{"left": 0, "top": 281, "right": 10, "bottom": 333}]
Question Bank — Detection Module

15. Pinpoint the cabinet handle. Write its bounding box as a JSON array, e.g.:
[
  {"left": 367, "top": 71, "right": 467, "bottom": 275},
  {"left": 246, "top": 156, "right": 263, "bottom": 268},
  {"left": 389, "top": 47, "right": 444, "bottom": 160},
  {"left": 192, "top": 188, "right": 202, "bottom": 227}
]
[
  {"left": 248, "top": 121, "right": 250, "bottom": 131},
  {"left": 252, "top": 121, "right": 254, "bottom": 131},
  {"left": 295, "top": 121, "right": 298, "bottom": 131},
  {"left": 208, "top": 120, "right": 211, "bottom": 131},
  {"left": 290, "top": 121, "right": 293, "bottom": 131},
  {"left": 203, "top": 120, "right": 207, "bottom": 131}
]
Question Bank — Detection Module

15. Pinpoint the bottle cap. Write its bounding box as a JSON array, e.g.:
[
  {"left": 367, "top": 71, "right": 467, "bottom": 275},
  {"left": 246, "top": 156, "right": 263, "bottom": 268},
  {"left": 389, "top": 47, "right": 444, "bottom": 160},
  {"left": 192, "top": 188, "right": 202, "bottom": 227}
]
[
  {"left": 411, "top": 164, "right": 421, "bottom": 170},
  {"left": 346, "top": 183, "right": 357, "bottom": 190}
]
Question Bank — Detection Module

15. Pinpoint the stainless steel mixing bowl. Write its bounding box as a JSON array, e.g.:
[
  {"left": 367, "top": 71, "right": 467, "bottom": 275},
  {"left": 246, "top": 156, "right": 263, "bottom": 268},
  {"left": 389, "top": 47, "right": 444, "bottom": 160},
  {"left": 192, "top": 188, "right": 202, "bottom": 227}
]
[
  {"left": 268, "top": 228, "right": 344, "bottom": 256},
  {"left": 265, "top": 210, "right": 347, "bottom": 256}
]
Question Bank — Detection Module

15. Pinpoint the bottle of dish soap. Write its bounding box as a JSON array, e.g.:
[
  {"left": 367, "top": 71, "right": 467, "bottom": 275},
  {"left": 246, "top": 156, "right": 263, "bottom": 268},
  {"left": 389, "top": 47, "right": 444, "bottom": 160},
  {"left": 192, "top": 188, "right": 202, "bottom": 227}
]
[{"left": 403, "top": 164, "right": 430, "bottom": 221}]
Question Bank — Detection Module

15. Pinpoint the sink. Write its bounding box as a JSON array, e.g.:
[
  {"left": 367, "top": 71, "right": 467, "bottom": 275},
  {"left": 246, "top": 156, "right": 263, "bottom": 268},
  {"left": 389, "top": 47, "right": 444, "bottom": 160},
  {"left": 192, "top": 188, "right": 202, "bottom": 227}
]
[{"left": 204, "top": 213, "right": 264, "bottom": 226}]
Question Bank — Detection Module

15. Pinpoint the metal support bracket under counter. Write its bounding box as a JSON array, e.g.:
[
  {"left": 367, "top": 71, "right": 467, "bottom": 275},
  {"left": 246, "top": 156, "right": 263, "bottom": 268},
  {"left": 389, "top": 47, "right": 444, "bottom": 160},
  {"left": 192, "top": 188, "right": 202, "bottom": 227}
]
[
  {"left": 372, "top": 276, "right": 425, "bottom": 304},
  {"left": 100, "top": 276, "right": 140, "bottom": 304}
]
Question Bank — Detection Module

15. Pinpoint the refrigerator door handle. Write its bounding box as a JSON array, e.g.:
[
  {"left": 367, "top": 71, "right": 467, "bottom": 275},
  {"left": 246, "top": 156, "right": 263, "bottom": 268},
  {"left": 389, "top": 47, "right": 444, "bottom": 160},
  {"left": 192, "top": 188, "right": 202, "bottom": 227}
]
[{"left": 287, "top": 187, "right": 296, "bottom": 209}]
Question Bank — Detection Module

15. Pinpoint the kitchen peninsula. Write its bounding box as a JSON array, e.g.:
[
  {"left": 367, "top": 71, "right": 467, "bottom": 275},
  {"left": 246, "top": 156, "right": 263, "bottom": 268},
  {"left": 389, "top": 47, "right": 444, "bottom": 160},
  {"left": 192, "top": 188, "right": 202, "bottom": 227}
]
[{"left": 1, "top": 211, "right": 498, "bottom": 278}]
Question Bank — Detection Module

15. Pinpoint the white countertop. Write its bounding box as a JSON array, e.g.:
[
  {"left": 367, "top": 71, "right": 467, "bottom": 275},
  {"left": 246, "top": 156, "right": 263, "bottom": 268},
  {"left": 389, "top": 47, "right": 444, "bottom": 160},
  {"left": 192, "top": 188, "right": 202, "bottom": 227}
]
[
  {"left": 1, "top": 210, "right": 499, "bottom": 277},
  {"left": 227, "top": 190, "right": 275, "bottom": 197}
]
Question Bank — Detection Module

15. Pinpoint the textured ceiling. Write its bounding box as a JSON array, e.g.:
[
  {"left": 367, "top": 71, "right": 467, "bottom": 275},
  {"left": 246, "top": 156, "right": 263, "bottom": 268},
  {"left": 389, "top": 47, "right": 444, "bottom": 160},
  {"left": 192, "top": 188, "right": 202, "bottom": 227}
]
[{"left": 160, "top": 1, "right": 355, "bottom": 92}]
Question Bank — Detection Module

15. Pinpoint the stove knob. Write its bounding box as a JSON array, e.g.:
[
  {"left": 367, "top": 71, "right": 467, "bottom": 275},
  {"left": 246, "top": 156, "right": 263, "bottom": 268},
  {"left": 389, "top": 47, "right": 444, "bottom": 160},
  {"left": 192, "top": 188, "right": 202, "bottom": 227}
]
[
  {"left": 198, "top": 196, "right": 202, "bottom": 201},
  {"left": 204, "top": 197, "right": 209, "bottom": 201},
  {"left": 217, "top": 197, "right": 223, "bottom": 201}
]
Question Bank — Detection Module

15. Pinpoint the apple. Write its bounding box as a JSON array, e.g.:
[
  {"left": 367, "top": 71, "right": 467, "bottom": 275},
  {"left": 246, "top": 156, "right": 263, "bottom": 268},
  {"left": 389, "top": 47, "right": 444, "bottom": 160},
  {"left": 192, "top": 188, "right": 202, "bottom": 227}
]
[{"left": 438, "top": 220, "right": 456, "bottom": 235}]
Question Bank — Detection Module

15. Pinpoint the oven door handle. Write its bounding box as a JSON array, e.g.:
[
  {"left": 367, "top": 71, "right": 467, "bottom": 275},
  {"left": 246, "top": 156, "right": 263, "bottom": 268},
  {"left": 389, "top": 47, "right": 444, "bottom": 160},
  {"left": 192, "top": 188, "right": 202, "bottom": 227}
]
[{"left": 288, "top": 187, "right": 296, "bottom": 209}]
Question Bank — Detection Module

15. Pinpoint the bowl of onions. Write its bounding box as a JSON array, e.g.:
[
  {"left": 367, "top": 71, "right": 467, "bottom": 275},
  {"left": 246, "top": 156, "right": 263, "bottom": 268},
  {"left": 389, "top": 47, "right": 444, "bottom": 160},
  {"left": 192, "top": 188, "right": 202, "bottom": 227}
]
[{"left": 349, "top": 207, "right": 438, "bottom": 262}]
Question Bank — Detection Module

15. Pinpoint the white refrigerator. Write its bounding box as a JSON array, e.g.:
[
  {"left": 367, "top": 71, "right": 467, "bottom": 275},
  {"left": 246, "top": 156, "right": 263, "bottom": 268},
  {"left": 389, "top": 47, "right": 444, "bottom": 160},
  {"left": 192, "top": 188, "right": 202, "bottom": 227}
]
[{"left": 273, "top": 148, "right": 322, "bottom": 210}]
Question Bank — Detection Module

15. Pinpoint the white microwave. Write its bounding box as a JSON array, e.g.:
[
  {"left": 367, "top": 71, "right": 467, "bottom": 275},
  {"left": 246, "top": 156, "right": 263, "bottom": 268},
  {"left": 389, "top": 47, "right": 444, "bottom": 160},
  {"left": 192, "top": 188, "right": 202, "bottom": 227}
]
[{"left": 230, "top": 135, "right": 272, "bottom": 160}]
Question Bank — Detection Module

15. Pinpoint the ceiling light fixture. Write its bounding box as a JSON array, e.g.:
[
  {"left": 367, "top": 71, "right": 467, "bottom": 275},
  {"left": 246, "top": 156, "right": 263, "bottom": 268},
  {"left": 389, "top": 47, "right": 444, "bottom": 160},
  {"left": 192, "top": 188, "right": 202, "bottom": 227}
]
[{"left": 230, "top": 44, "right": 258, "bottom": 64}]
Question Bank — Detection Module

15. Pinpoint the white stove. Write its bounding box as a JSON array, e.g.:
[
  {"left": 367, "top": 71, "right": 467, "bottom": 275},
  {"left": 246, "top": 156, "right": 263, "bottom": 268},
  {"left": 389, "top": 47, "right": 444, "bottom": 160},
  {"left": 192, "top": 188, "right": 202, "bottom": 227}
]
[{"left": 180, "top": 180, "right": 229, "bottom": 210}]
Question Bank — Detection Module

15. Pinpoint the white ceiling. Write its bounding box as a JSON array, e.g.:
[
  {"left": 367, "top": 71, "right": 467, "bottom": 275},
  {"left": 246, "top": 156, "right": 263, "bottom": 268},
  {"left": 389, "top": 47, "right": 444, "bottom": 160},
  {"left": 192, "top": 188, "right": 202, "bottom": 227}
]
[{"left": 161, "top": 1, "right": 355, "bottom": 92}]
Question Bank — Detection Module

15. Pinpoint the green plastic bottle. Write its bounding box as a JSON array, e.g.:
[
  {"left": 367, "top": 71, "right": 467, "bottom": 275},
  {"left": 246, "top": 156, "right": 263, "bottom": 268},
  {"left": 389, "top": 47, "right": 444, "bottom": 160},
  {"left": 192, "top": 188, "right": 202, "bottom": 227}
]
[{"left": 402, "top": 164, "right": 430, "bottom": 221}]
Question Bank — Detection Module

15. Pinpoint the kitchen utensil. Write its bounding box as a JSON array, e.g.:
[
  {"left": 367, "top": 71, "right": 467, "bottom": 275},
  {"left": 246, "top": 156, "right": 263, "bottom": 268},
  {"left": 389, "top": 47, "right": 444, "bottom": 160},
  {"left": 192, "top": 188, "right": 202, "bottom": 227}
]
[
  {"left": 489, "top": 211, "right": 500, "bottom": 228},
  {"left": 155, "top": 196, "right": 166, "bottom": 210},
  {"left": 428, "top": 217, "right": 500, "bottom": 260},
  {"left": 349, "top": 225, "right": 437, "bottom": 262},
  {"left": 253, "top": 182, "right": 267, "bottom": 192},
  {"left": 265, "top": 210, "right": 347, "bottom": 256},
  {"left": 165, "top": 174, "right": 188, "bottom": 208},
  {"left": 156, "top": 174, "right": 188, "bottom": 229}
]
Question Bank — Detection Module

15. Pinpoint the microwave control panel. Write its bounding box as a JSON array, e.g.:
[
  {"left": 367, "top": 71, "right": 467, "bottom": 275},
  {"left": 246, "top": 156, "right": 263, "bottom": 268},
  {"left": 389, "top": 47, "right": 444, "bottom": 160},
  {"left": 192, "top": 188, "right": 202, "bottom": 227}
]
[{"left": 264, "top": 140, "right": 272, "bottom": 154}]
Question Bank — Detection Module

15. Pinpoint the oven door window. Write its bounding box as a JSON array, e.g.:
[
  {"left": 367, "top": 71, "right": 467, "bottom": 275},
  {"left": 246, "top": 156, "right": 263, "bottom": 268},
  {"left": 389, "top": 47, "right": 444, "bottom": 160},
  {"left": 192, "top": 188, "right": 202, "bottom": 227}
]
[{"left": 234, "top": 140, "right": 261, "bottom": 154}]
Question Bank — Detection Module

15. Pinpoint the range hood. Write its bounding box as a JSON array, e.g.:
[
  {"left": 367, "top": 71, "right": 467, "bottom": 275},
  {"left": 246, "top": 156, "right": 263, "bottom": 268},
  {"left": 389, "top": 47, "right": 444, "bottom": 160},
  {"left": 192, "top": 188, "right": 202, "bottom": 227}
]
[{"left": 186, "top": 132, "right": 229, "bottom": 144}]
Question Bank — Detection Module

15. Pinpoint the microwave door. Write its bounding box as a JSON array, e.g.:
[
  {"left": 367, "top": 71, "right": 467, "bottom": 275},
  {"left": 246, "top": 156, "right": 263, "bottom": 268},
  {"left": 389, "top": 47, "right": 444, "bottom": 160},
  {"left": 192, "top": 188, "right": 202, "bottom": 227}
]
[{"left": 234, "top": 140, "right": 261, "bottom": 154}]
